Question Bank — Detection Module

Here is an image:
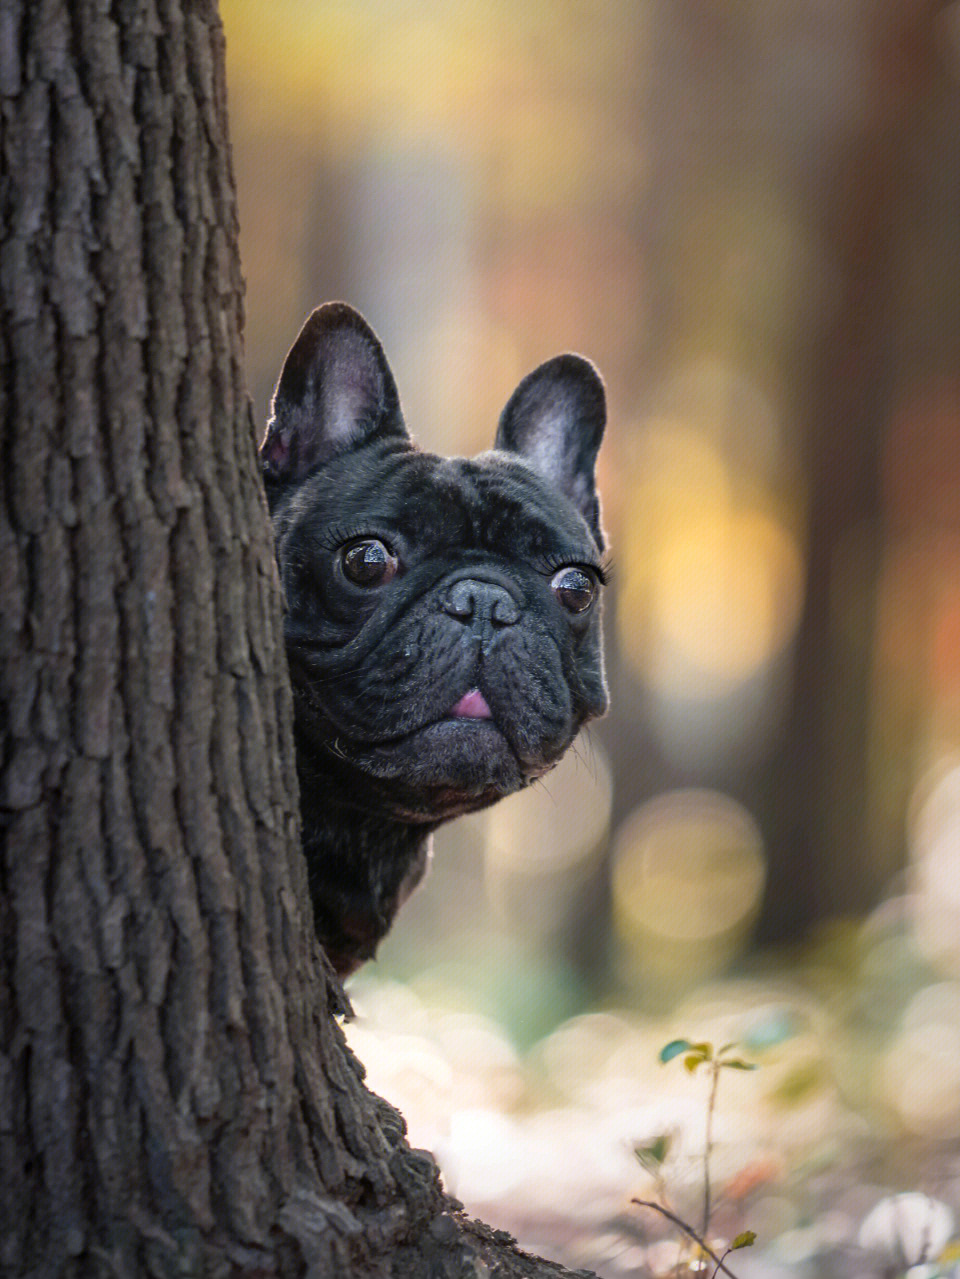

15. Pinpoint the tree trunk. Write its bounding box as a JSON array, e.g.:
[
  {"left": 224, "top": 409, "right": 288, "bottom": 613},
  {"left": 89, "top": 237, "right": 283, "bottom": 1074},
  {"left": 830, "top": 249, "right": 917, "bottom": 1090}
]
[{"left": 0, "top": 3, "right": 593, "bottom": 1275}]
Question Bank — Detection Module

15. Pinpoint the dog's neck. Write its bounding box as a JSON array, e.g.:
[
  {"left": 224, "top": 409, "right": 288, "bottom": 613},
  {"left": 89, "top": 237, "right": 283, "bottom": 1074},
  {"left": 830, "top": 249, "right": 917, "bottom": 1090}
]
[{"left": 295, "top": 733, "right": 434, "bottom": 975}]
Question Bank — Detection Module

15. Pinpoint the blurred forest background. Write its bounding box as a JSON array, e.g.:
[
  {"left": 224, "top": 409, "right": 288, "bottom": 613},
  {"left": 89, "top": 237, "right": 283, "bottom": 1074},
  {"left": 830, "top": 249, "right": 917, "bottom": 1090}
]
[{"left": 221, "top": 3, "right": 960, "bottom": 1274}]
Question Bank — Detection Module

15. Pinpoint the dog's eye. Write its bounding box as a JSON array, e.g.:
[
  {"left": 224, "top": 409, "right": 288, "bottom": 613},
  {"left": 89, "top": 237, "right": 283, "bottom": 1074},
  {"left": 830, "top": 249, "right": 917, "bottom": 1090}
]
[
  {"left": 340, "top": 538, "right": 398, "bottom": 587},
  {"left": 551, "top": 566, "right": 598, "bottom": 614}
]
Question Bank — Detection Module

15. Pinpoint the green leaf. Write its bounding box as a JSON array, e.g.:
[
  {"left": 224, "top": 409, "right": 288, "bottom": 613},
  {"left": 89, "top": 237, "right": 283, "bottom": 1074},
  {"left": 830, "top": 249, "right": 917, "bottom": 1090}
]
[
  {"left": 659, "top": 1039, "right": 692, "bottom": 1063},
  {"left": 684, "top": 1053, "right": 707, "bottom": 1073},
  {"left": 732, "top": 1231, "right": 757, "bottom": 1249},
  {"left": 721, "top": 1058, "right": 759, "bottom": 1071},
  {"left": 690, "top": 1041, "right": 714, "bottom": 1058},
  {"left": 634, "top": 1135, "right": 671, "bottom": 1168}
]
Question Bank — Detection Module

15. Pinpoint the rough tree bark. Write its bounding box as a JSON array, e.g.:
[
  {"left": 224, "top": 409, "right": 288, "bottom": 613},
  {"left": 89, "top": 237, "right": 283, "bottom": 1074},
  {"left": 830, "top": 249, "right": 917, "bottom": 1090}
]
[{"left": 0, "top": 3, "right": 595, "bottom": 1276}]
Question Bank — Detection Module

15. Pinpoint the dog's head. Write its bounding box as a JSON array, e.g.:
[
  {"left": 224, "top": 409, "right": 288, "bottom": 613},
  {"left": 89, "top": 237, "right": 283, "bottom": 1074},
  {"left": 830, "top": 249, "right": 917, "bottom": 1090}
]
[{"left": 261, "top": 302, "right": 607, "bottom": 826}]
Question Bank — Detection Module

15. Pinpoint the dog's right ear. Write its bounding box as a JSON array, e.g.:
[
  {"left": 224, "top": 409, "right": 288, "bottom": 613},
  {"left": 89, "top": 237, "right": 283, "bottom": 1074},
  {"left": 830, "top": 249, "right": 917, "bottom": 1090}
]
[{"left": 260, "top": 303, "right": 408, "bottom": 483}]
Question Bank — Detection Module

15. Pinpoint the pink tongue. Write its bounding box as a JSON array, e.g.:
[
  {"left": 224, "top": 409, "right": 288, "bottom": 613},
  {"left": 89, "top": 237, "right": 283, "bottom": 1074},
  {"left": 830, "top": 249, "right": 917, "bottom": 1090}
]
[{"left": 449, "top": 689, "right": 492, "bottom": 719}]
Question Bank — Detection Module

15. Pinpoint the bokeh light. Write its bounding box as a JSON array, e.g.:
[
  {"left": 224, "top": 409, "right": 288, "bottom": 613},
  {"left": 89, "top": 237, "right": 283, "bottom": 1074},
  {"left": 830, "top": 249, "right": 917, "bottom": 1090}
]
[
  {"left": 612, "top": 790, "right": 766, "bottom": 995},
  {"left": 908, "top": 758, "right": 960, "bottom": 973},
  {"left": 644, "top": 508, "right": 803, "bottom": 692},
  {"left": 485, "top": 740, "right": 612, "bottom": 879},
  {"left": 616, "top": 475, "right": 804, "bottom": 697}
]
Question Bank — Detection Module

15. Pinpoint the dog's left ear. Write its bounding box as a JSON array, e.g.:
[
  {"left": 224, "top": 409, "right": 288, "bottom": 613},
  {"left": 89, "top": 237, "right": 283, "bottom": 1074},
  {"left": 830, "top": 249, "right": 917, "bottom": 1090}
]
[
  {"left": 260, "top": 302, "right": 408, "bottom": 484},
  {"left": 495, "top": 354, "right": 606, "bottom": 548}
]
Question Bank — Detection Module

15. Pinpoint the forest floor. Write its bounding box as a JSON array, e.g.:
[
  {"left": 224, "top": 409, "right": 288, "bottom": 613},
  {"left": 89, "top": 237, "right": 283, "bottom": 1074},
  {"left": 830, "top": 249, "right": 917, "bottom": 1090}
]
[{"left": 346, "top": 903, "right": 960, "bottom": 1278}]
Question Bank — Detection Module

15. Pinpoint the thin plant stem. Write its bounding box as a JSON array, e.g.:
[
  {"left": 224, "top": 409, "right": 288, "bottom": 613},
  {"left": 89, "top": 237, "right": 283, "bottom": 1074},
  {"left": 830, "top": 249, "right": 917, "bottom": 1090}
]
[
  {"left": 711, "top": 1246, "right": 732, "bottom": 1279},
  {"left": 631, "top": 1200, "right": 740, "bottom": 1279},
  {"left": 703, "top": 1059, "right": 721, "bottom": 1242}
]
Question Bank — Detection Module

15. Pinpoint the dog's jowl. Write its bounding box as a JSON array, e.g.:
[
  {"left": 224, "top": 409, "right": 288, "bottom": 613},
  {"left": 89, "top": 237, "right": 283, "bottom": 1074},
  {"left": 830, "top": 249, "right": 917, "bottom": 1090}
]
[{"left": 260, "top": 302, "right": 608, "bottom": 976}]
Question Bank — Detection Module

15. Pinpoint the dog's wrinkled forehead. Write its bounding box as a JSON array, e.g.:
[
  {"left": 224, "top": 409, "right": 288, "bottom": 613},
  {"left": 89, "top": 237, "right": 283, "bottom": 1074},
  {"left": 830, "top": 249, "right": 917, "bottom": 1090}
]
[{"left": 283, "top": 440, "right": 599, "bottom": 563}]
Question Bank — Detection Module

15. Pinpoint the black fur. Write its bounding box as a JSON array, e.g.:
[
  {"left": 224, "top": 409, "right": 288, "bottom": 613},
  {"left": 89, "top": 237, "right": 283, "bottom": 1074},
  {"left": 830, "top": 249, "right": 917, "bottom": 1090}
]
[{"left": 261, "top": 303, "right": 607, "bottom": 975}]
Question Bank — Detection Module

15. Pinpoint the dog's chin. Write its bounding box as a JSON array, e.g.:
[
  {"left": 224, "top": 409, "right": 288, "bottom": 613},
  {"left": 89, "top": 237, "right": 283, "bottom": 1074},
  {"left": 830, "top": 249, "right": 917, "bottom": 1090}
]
[{"left": 341, "top": 718, "right": 554, "bottom": 823}]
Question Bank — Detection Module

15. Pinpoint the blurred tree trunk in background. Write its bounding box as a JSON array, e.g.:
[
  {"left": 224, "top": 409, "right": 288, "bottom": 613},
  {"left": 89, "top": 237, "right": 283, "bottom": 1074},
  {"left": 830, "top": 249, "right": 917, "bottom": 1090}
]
[
  {"left": 861, "top": 7, "right": 960, "bottom": 892},
  {"left": 629, "top": 0, "right": 953, "bottom": 947},
  {"left": 758, "top": 0, "right": 954, "bottom": 940},
  {"left": 0, "top": 3, "right": 588, "bottom": 1275}
]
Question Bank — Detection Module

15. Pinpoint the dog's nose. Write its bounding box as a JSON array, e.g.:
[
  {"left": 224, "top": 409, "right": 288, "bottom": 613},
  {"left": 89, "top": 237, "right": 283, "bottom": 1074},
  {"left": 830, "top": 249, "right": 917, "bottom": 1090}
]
[{"left": 443, "top": 579, "right": 520, "bottom": 630}]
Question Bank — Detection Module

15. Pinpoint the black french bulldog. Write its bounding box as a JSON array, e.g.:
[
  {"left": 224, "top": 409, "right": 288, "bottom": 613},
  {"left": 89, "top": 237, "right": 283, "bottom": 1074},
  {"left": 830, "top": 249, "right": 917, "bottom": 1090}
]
[{"left": 260, "top": 303, "right": 607, "bottom": 976}]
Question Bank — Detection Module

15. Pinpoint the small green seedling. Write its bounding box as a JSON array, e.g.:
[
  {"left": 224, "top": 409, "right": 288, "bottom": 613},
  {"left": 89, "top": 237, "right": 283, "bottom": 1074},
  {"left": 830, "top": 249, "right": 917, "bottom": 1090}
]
[
  {"left": 659, "top": 1038, "right": 759, "bottom": 1074},
  {"left": 633, "top": 1039, "right": 759, "bottom": 1278}
]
